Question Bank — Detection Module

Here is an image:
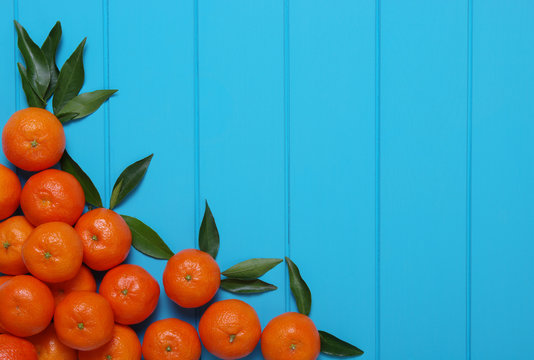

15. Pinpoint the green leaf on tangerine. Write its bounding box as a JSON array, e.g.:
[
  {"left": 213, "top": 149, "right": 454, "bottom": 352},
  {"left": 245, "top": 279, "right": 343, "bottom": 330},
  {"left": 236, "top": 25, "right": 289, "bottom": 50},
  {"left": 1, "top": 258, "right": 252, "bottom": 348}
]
[
  {"left": 17, "top": 63, "right": 46, "bottom": 108},
  {"left": 109, "top": 154, "right": 153, "bottom": 209},
  {"left": 60, "top": 150, "right": 103, "bottom": 208},
  {"left": 319, "top": 331, "right": 364, "bottom": 357},
  {"left": 41, "top": 21, "right": 62, "bottom": 101},
  {"left": 220, "top": 279, "right": 277, "bottom": 294},
  {"left": 14, "top": 21, "right": 50, "bottom": 99},
  {"left": 57, "top": 90, "right": 117, "bottom": 123},
  {"left": 121, "top": 215, "right": 174, "bottom": 260},
  {"left": 53, "top": 38, "right": 86, "bottom": 114},
  {"left": 286, "top": 257, "right": 312, "bottom": 316},
  {"left": 198, "top": 201, "right": 219, "bottom": 259},
  {"left": 222, "top": 258, "right": 283, "bottom": 280}
]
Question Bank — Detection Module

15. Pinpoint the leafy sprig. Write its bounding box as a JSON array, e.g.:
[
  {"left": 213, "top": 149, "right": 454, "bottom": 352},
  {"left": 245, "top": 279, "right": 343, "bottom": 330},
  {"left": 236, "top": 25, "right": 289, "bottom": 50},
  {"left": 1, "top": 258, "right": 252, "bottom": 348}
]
[
  {"left": 14, "top": 21, "right": 116, "bottom": 120},
  {"left": 286, "top": 257, "right": 364, "bottom": 357}
]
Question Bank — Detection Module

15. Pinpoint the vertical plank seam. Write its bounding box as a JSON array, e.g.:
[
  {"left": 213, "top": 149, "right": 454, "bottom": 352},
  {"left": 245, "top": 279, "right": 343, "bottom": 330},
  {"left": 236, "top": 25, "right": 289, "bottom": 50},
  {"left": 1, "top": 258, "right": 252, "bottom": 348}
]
[
  {"left": 283, "top": 0, "right": 291, "bottom": 313},
  {"left": 102, "top": 0, "right": 111, "bottom": 205},
  {"left": 375, "top": 0, "right": 381, "bottom": 358},
  {"left": 13, "top": 0, "right": 19, "bottom": 111},
  {"left": 466, "top": 0, "right": 473, "bottom": 358},
  {"left": 194, "top": 0, "right": 201, "bottom": 337}
]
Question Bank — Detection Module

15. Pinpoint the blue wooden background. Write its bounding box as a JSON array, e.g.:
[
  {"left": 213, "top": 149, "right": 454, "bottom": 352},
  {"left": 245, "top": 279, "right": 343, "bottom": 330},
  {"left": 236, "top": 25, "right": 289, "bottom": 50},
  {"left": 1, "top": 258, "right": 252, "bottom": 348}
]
[{"left": 1, "top": 0, "right": 533, "bottom": 359}]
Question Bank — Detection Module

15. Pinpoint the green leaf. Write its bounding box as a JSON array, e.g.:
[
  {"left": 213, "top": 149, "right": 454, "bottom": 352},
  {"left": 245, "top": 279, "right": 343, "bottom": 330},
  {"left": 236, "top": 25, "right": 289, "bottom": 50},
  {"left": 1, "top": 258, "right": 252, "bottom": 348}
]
[
  {"left": 109, "top": 154, "right": 153, "bottom": 209},
  {"left": 319, "top": 331, "right": 364, "bottom": 357},
  {"left": 286, "top": 257, "right": 312, "bottom": 316},
  {"left": 53, "top": 38, "right": 86, "bottom": 114},
  {"left": 14, "top": 21, "right": 50, "bottom": 99},
  {"left": 222, "top": 258, "right": 283, "bottom": 280},
  {"left": 17, "top": 63, "right": 46, "bottom": 108},
  {"left": 60, "top": 151, "right": 103, "bottom": 208},
  {"left": 220, "top": 279, "right": 277, "bottom": 294},
  {"left": 57, "top": 112, "right": 79, "bottom": 123},
  {"left": 121, "top": 215, "right": 174, "bottom": 260},
  {"left": 41, "top": 21, "right": 62, "bottom": 101},
  {"left": 198, "top": 201, "right": 219, "bottom": 259},
  {"left": 57, "top": 90, "right": 117, "bottom": 122}
]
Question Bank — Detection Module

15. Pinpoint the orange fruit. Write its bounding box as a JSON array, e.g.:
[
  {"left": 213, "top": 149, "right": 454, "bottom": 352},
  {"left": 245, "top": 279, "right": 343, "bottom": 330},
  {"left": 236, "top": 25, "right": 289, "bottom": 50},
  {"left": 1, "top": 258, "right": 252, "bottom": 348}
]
[
  {"left": 20, "top": 169, "right": 85, "bottom": 226},
  {"left": 199, "top": 299, "right": 261, "bottom": 359},
  {"left": 261, "top": 312, "right": 321, "bottom": 360},
  {"left": 0, "top": 216, "right": 33, "bottom": 275},
  {"left": 142, "top": 318, "right": 201, "bottom": 360},
  {"left": 74, "top": 208, "right": 132, "bottom": 271},
  {"left": 0, "top": 276, "right": 13, "bottom": 334},
  {"left": 0, "top": 275, "right": 54, "bottom": 337},
  {"left": 27, "top": 323, "right": 77, "bottom": 360},
  {"left": 163, "top": 249, "right": 220, "bottom": 308},
  {"left": 78, "top": 324, "right": 141, "bottom": 360},
  {"left": 47, "top": 264, "right": 96, "bottom": 306},
  {"left": 54, "top": 291, "right": 114, "bottom": 351},
  {"left": 2, "top": 108, "right": 66, "bottom": 172},
  {"left": 99, "top": 264, "right": 160, "bottom": 325},
  {"left": 0, "top": 333, "right": 38, "bottom": 359},
  {"left": 22, "top": 222, "right": 83, "bottom": 283},
  {"left": 0, "top": 164, "right": 21, "bottom": 220},
  {"left": 0, "top": 276, "right": 13, "bottom": 286}
]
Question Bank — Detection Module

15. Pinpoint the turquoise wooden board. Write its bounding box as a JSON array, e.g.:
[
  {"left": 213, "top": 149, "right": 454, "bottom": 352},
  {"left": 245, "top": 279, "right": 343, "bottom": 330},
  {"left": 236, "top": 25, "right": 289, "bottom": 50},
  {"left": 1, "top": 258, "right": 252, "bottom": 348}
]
[
  {"left": 471, "top": 1, "right": 534, "bottom": 359},
  {"left": 2, "top": 0, "right": 534, "bottom": 359}
]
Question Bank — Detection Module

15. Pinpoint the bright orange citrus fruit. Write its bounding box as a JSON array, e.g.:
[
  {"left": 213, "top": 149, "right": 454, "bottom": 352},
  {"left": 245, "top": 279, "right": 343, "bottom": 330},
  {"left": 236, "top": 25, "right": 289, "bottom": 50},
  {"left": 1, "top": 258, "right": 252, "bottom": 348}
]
[
  {"left": 0, "top": 164, "right": 21, "bottom": 220},
  {"left": 0, "top": 216, "right": 33, "bottom": 275},
  {"left": 142, "top": 318, "right": 201, "bottom": 360},
  {"left": 78, "top": 324, "right": 142, "bottom": 360}
]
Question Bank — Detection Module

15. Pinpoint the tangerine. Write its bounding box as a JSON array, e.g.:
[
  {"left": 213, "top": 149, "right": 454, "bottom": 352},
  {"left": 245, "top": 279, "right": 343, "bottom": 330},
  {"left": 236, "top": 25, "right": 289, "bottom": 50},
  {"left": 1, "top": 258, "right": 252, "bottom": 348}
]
[
  {"left": 142, "top": 318, "right": 201, "bottom": 360},
  {"left": 260, "top": 312, "right": 321, "bottom": 360},
  {"left": 163, "top": 249, "right": 220, "bottom": 308},
  {"left": 22, "top": 221, "right": 83, "bottom": 283},
  {"left": 0, "top": 164, "right": 21, "bottom": 220},
  {"left": 47, "top": 264, "right": 96, "bottom": 306},
  {"left": 199, "top": 299, "right": 261, "bottom": 359},
  {"left": 0, "top": 333, "right": 38, "bottom": 359},
  {"left": 75, "top": 208, "right": 131, "bottom": 271},
  {"left": 2, "top": 107, "right": 66, "bottom": 172},
  {"left": 20, "top": 169, "right": 85, "bottom": 226},
  {"left": 27, "top": 323, "right": 77, "bottom": 360},
  {"left": 0, "top": 275, "right": 54, "bottom": 337},
  {"left": 99, "top": 264, "right": 160, "bottom": 325},
  {"left": 54, "top": 291, "right": 115, "bottom": 351},
  {"left": 78, "top": 324, "right": 141, "bottom": 360},
  {"left": 0, "top": 216, "right": 33, "bottom": 275}
]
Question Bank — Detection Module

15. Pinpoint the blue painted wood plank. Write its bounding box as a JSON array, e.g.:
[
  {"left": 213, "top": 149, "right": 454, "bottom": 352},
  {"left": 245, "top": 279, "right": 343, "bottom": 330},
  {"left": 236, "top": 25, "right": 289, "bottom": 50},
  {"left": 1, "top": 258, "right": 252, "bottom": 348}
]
[
  {"left": 198, "top": 0, "right": 285, "bottom": 358},
  {"left": 289, "top": 0, "right": 377, "bottom": 358},
  {"left": 380, "top": 0, "right": 468, "bottom": 358},
  {"left": 0, "top": 0, "right": 15, "bottom": 166},
  {"left": 471, "top": 1, "right": 534, "bottom": 359},
  {"left": 108, "top": 0, "right": 196, "bottom": 335},
  {"left": 16, "top": 0, "right": 107, "bottom": 198}
]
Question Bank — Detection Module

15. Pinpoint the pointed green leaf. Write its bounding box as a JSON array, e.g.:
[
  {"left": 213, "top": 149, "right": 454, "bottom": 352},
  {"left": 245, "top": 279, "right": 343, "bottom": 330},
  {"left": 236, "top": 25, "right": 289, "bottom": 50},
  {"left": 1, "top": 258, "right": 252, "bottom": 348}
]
[
  {"left": 60, "top": 151, "right": 103, "bottom": 208},
  {"left": 41, "top": 21, "right": 62, "bottom": 100},
  {"left": 57, "top": 112, "right": 79, "bottom": 123},
  {"left": 222, "top": 258, "right": 283, "bottom": 280},
  {"left": 220, "top": 279, "right": 277, "bottom": 294},
  {"left": 53, "top": 38, "right": 86, "bottom": 114},
  {"left": 57, "top": 90, "right": 117, "bottom": 122},
  {"left": 14, "top": 21, "right": 50, "bottom": 98},
  {"left": 17, "top": 63, "right": 46, "bottom": 108},
  {"left": 319, "top": 331, "right": 364, "bottom": 357},
  {"left": 109, "top": 154, "right": 153, "bottom": 209},
  {"left": 199, "top": 201, "right": 219, "bottom": 259},
  {"left": 121, "top": 215, "right": 174, "bottom": 260},
  {"left": 286, "top": 257, "right": 312, "bottom": 316}
]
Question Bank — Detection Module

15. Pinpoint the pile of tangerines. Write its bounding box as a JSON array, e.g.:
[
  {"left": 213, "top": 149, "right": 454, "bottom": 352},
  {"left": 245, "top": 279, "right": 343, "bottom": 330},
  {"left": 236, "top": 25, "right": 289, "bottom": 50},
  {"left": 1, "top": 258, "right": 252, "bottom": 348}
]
[
  {"left": 0, "top": 20, "right": 362, "bottom": 360},
  {"left": 0, "top": 108, "right": 323, "bottom": 360}
]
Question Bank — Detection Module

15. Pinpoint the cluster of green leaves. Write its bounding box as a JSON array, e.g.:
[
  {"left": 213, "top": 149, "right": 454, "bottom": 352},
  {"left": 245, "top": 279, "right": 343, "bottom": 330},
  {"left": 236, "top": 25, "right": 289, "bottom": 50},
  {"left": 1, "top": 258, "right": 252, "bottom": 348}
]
[
  {"left": 286, "top": 257, "right": 364, "bottom": 357},
  {"left": 61, "top": 152, "right": 173, "bottom": 260},
  {"left": 15, "top": 21, "right": 116, "bottom": 121},
  {"left": 197, "top": 203, "right": 282, "bottom": 294}
]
